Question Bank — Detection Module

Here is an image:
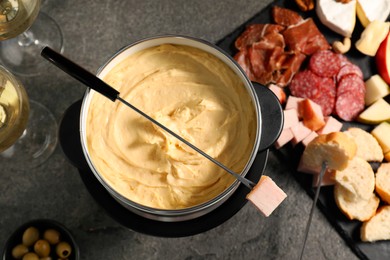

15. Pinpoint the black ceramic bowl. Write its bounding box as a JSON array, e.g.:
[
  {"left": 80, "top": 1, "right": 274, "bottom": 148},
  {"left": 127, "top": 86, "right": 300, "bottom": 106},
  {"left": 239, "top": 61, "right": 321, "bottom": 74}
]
[{"left": 2, "top": 219, "right": 80, "bottom": 260}]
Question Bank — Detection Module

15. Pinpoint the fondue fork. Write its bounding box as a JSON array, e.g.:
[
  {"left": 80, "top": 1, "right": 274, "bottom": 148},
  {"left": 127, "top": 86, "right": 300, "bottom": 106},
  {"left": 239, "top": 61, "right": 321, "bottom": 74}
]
[{"left": 41, "top": 46, "right": 256, "bottom": 190}]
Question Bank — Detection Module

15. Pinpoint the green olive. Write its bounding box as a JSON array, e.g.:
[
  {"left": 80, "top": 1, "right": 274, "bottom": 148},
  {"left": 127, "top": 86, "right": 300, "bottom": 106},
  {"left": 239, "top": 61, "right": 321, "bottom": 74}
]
[
  {"left": 33, "top": 239, "right": 50, "bottom": 257},
  {"left": 55, "top": 241, "right": 72, "bottom": 258},
  {"left": 11, "top": 244, "right": 28, "bottom": 259},
  {"left": 39, "top": 257, "right": 53, "bottom": 260},
  {"left": 22, "top": 226, "right": 40, "bottom": 246},
  {"left": 22, "top": 252, "right": 39, "bottom": 260},
  {"left": 43, "top": 229, "right": 61, "bottom": 245}
]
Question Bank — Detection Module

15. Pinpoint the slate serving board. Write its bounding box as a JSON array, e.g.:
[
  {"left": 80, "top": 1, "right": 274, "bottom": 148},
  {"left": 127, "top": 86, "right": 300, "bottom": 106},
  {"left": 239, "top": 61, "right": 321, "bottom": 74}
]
[{"left": 216, "top": 1, "right": 390, "bottom": 259}]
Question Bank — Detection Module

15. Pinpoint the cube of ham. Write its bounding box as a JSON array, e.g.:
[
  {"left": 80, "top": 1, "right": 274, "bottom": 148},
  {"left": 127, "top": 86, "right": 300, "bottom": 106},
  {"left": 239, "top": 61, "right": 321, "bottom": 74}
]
[
  {"left": 275, "top": 128, "right": 293, "bottom": 149},
  {"left": 283, "top": 108, "right": 299, "bottom": 129},
  {"left": 269, "top": 84, "right": 286, "bottom": 104},
  {"left": 285, "top": 95, "right": 304, "bottom": 113},
  {"left": 247, "top": 175, "right": 287, "bottom": 217},
  {"left": 290, "top": 122, "right": 312, "bottom": 146},
  {"left": 297, "top": 156, "right": 321, "bottom": 174},
  {"left": 316, "top": 116, "right": 343, "bottom": 135},
  {"left": 301, "top": 131, "right": 318, "bottom": 147},
  {"left": 299, "top": 99, "right": 325, "bottom": 131}
]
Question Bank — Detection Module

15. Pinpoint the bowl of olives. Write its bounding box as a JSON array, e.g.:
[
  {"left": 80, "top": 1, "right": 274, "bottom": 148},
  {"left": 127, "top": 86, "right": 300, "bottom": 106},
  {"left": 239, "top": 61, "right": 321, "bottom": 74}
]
[{"left": 2, "top": 219, "right": 79, "bottom": 260}]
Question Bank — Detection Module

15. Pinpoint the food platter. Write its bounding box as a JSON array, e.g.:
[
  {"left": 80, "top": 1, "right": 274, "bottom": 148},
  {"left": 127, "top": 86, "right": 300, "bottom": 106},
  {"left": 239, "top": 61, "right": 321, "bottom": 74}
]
[{"left": 215, "top": 0, "right": 389, "bottom": 259}]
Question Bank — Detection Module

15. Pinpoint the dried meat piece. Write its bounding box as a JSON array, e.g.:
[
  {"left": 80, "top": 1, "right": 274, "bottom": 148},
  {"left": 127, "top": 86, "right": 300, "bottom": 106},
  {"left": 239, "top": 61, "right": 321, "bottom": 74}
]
[
  {"left": 235, "top": 24, "right": 285, "bottom": 51},
  {"left": 309, "top": 50, "right": 341, "bottom": 77},
  {"left": 272, "top": 6, "right": 303, "bottom": 27},
  {"left": 283, "top": 18, "right": 330, "bottom": 55},
  {"left": 234, "top": 49, "right": 255, "bottom": 81},
  {"left": 276, "top": 52, "right": 306, "bottom": 87}
]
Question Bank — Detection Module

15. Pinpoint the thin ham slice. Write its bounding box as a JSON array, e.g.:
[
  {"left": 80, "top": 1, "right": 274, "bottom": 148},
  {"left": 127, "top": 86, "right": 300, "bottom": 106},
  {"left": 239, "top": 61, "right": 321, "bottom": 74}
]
[
  {"left": 247, "top": 175, "right": 287, "bottom": 217},
  {"left": 283, "top": 18, "right": 330, "bottom": 55},
  {"left": 235, "top": 24, "right": 285, "bottom": 51}
]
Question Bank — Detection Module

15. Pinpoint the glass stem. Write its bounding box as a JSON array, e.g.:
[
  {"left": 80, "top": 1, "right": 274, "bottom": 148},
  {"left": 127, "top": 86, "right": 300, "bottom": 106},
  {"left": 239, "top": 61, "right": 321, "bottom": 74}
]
[{"left": 17, "top": 30, "right": 36, "bottom": 47}]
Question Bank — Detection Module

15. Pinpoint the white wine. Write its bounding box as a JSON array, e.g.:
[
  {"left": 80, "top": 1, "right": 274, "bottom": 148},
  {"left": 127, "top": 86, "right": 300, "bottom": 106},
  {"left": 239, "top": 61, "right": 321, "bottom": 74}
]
[
  {"left": 0, "top": 0, "right": 40, "bottom": 41},
  {"left": 0, "top": 66, "right": 29, "bottom": 152}
]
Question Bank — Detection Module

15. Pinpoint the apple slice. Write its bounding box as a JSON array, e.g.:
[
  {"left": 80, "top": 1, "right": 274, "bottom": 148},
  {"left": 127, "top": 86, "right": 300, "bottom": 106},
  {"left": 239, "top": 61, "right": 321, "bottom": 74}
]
[
  {"left": 376, "top": 32, "right": 390, "bottom": 84},
  {"left": 364, "top": 74, "right": 390, "bottom": 105},
  {"left": 357, "top": 98, "right": 390, "bottom": 124},
  {"left": 371, "top": 122, "right": 390, "bottom": 153}
]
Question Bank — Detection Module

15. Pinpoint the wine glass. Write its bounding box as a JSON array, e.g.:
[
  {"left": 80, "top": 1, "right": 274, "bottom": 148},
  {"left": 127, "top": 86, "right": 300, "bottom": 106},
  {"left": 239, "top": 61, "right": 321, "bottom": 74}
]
[
  {"left": 0, "top": 0, "right": 64, "bottom": 76},
  {"left": 0, "top": 65, "right": 57, "bottom": 168}
]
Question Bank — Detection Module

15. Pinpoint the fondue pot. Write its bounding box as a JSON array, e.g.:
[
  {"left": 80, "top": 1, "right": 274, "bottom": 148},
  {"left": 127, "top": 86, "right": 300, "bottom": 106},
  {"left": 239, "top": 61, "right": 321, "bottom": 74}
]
[{"left": 61, "top": 35, "right": 283, "bottom": 224}]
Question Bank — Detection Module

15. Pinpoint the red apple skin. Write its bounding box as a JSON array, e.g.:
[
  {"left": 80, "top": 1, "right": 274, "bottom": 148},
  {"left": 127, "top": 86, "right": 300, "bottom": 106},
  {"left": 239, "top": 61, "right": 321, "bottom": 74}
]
[{"left": 376, "top": 32, "right": 390, "bottom": 85}]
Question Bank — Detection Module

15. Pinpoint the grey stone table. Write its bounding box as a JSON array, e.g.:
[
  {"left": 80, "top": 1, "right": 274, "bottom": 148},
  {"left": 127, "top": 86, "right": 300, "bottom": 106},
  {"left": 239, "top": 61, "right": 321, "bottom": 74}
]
[{"left": 0, "top": 0, "right": 359, "bottom": 259}]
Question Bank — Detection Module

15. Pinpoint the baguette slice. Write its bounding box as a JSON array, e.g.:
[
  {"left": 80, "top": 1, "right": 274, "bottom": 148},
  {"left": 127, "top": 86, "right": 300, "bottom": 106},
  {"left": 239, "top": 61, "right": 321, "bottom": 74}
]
[
  {"left": 334, "top": 184, "right": 379, "bottom": 221},
  {"left": 332, "top": 157, "right": 375, "bottom": 200},
  {"left": 300, "top": 132, "right": 357, "bottom": 171},
  {"left": 375, "top": 163, "right": 390, "bottom": 204},
  {"left": 344, "top": 127, "right": 384, "bottom": 162},
  {"left": 361, "top": 206, "right": 390, "bottom": 242}
]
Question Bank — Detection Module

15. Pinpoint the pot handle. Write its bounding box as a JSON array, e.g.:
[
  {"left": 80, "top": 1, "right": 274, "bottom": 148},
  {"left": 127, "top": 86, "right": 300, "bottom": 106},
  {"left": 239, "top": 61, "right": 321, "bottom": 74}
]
[{"left": 252, "top": 82, "right": 284, "bottom": 152}]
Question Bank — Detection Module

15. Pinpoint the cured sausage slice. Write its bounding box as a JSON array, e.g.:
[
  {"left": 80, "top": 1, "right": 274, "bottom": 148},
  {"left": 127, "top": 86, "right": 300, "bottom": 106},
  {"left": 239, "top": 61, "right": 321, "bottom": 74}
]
[
  {"left": 335, "top": 74, "right": 366, "bottom": 121},
  {"left": 314, "top": 77, "right": 336, "bottom": 116},
  {"left": 336, "top": 63, "right": 364, "bottom": 82},
  {"left": 337, "top": 74, "right": 365, "bottom": 97},
  {"left": 309, "top": 50, "right": 341, "bottom": 77},
  {"left": 289, "top": 70, "right": 336, "bottom": 116},
  {"left": 335, "top": 91, "right": 365, "bottom": 121},
  {"left": 289, "top": 69, "right": 322, "bottom": 98}
]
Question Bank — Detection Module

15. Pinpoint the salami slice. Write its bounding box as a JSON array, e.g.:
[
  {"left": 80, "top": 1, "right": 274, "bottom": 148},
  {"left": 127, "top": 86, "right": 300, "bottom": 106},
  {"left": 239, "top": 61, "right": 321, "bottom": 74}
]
[
  {"left": 337, "top": 53, "right": 350, "bottom": 67},
  {"left": 335, "top": 91, "right": 365, "bottom": 121},
  {"left": 312, "top": 77, "right": 336, "bottom": 116},
  {"left": 289, "top": 69, "right": 322, "bottom": 98},
  {"left": 336, "top": 63, "right": 363, "bottom": 82},
  {"left": 337, "top": 74, "right": 366, "bottom": 97},
  {"left": 309, "top": 50, "right": 341, "bottom": 77}
]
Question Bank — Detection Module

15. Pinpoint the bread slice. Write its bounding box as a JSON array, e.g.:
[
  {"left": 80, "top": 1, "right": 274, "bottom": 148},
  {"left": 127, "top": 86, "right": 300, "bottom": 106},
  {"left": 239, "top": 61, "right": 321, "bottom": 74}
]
[
  {"left": 332, "top": 157, "right": 375, "bottom": 200},
  {"left": 361, "top": 206, "right": 390, "bottom": 242},
  {"left": 300, "top": 132, "right": 357, "bottom": 171},
  {"left": 375, "top": 163, "right": 390, "bottom": 204},
  {"left": 344, "top": 127, "right": 384, "bottom": 162},
  {"left": 334, "top": 184, "right": 379, "bottom": 221}
]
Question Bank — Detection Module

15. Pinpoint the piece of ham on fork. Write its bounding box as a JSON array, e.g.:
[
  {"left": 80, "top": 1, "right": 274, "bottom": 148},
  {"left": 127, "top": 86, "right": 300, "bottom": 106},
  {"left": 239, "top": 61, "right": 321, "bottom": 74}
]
[{"left": 247, "top": 175, "right": 287, "bottom": 217}]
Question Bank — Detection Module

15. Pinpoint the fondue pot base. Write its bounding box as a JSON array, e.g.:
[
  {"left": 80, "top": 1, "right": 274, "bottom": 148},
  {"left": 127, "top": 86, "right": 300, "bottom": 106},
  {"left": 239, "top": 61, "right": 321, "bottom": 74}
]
[{"left": 59, "top": 99, "right": 273, "bottom": 237}]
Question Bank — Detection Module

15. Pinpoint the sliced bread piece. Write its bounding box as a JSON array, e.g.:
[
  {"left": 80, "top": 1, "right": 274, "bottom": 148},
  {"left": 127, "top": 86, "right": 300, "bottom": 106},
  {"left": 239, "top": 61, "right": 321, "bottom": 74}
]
[
  {"left": 361, "top": 206, "right": 390, "bottom": 242},
  {"left": 332, "top": 157, "right": 375, "bottom": 200},
  {"left": 300, "top": 132, "right": 357, "bottom": 171},
  {"left": 375, "top": 163, "right": 390, "bottom": 204},
  {"left": 344, "top": 127, "right": 384, "bottom": 162},
  {"left": 334, "top": 184, "right": 379, "bottom": 221}
]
